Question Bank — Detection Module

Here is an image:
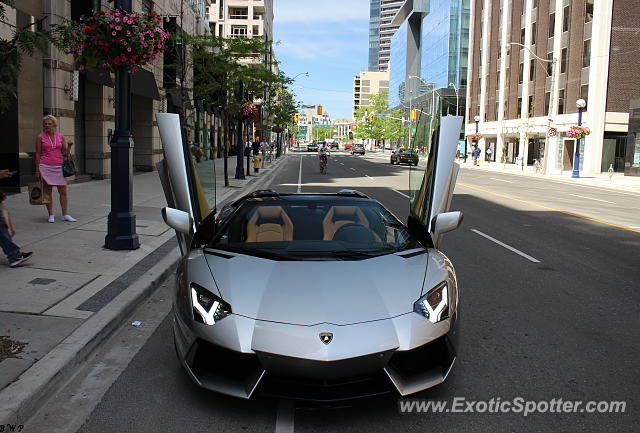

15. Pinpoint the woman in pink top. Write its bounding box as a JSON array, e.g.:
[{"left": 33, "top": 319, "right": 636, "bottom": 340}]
[{"left": 35, "top": 115, "right": 76, "bottom": 223}]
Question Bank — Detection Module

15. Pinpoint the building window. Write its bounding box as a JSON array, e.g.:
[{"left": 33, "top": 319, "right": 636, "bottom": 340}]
[
  {"left": 530, "top": 59, "right": 536, "bottom": 81},
  {"left": 231, "top": 25, "right": 247, "bottom": 37},
  {"left": 531, "top": 22, "right": 537, "bottom": 45},
  {"left": 230, "top": 8, "right": 248, "bottom": 19},
  {"left": 219, "top": 24, "right": 223, "bottom": 36},
  {"left": 528, "top": 95, "right": 535, "bottom": 116},
  {"left": 560, "top": 48, "right": 567, "bottom": 73},
  {"left": 521, "top": 28, "right": 526, "bottom": 44},
  {"left": 582, "top": 39, "right": 591, "bottom": 68},
  {"left": 219, "top": 0, "right": 224, "bottom": 19},
  {"left": 142, "top": 0, "right": 153, "bottom": 13},
  {"left": 585, "top": 0, "right": 594, "bottom": 23},
  {"left": 517, "top": 97, "right": 523, "bottom": 117},
  {"left": 519, "top": 62, "right": 524, "bottom": 83},
  {"left": 549, "top": 13, "right": 555, "bottom": 37},
  {"left": 544, "top": 91, "right": 551, "bottom": 113},
  {"left": 558, "top": 89, "right": 565, "bottom": 114},
  {"left": 253, "top": 13, "right": 262, "bottom": 20},
  {"left": 547, "top": 53, "right": 553, "bottom": 75},
  {"left": 252, "top": 25, "right": 259, "bottom": 35},
  {"left": 563, "top": 6, "right": 570, "bottom": 32},
  {"left": 581, "top": 84, "right": 589, "bottom": 103}
]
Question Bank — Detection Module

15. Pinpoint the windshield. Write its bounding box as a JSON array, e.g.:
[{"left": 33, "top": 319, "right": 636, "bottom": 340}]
[{"left": 210, "top": 199, "right": 419, "bottom": 260}]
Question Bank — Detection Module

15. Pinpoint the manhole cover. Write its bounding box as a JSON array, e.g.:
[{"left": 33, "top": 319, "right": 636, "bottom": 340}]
[{"left": 28, "top": 278, "right": 56, "bottom": 285}]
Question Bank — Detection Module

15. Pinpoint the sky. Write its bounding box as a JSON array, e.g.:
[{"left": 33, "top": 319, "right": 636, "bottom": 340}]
[{"left": 273, "top": 0, "right": 370, "bottom": 120}]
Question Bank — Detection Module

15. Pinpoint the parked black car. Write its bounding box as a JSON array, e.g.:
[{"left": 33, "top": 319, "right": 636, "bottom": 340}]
[{"left": 390, "top": 148, "right": 419, "bottom": 165}]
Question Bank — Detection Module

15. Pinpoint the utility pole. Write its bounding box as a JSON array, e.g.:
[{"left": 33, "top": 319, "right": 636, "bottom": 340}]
[{"left": 234, "top": 81, "right": 246, "bottom": 179}]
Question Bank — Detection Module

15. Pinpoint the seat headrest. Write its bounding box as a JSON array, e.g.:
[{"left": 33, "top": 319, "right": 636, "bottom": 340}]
[
  {"left": 257, "top": 206, "right": 284, "bottom": 219},
  {"left": 332, "top": 206, "right": 358, "bottom": 218}
]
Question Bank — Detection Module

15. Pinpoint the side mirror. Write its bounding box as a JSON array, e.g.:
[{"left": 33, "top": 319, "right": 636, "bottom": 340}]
[
  {"left": 162, "top": 207, "right": 193, "bottom": 235},
  {"left": 431, "top": 211, "right": 463, "bottom": 236}
]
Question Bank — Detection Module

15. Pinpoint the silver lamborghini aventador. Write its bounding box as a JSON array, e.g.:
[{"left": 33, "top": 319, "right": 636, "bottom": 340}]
[{"left": 156, "top": 112, "right": 464, "bottom": 402}]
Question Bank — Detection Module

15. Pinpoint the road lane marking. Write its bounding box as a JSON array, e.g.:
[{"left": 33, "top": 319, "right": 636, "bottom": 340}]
[
  {"left": 458, "top": 183, "right": 640, "bottom": 234},
  {"left": 297, "top": 155, "right": 302, "bottom": 193},
  {"left": 365, "top": 174, "right": 375, "bottom": 180},
  {"left": 569, "top": 193, "right": 616, "bottom": 204},
  {"left": 394, "top": 189, "right": 410, "bottom": 199},
  {"left": 490, "top": 177, "right": 513, "bottom": 183},
  {"left": 471, "top": 229, "right": 541, "bottom": 263},
  {"left": 276, "top": 399, "right": 295, "bottom": 433}
]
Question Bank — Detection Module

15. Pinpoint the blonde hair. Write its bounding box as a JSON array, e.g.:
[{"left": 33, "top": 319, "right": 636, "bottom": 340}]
[{"left": 43, "top": 114, "right": 58, "bottom": 128}]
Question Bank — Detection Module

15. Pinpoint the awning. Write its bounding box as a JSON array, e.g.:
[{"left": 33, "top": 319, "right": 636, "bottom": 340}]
[
  {"left": 85, "top": 69, "right": 113, "bottom": 87},
  {"left": 131, "top": 69, "right": 161, "bottom": 100}
]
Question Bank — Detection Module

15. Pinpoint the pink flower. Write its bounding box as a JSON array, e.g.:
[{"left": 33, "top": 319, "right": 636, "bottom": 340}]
[
  {"left": 127, "top": 47, "right": 132, "bottom": 52},
  {"left": 112, "top": 31, "right": 116, "bottom": 36},
  {"left": 115, "top": 26, "right": 122, "bottom": 31}
]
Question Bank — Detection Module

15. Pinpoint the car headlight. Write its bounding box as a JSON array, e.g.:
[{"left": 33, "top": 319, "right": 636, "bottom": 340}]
[
  {"left": 191, "top": 283, "right": 232, "bottom": 325},
  {"left": 413, "top": 282, "right": 449, "bottom": 323}
]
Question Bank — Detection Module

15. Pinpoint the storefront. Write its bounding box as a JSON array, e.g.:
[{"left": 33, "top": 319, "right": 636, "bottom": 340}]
[{"left": 626, "top": 101, "right": 640, "bottom": 176}]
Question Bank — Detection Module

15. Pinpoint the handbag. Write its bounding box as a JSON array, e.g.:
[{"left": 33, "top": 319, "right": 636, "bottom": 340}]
[
  {"left": 62, "top": 154, "right": 76, "bottom": 177},
  {"left": 28, "top": 180, "right": 51, "bottom": 205}
]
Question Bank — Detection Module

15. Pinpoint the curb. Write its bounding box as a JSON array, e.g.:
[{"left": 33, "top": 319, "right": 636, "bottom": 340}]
[{"left": 0, "top": 155, "right": 290, "bottom": 426}]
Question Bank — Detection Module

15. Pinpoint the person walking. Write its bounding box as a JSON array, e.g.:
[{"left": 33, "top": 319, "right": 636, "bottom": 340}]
[
  {"left": 486, "top": 146, "right": 493, "bottom": 163},
  {"left": 252, "top": 136, "right": 262, "bottom": 174},
  {"left": 472, "top": 144, "right": 481, "bottom": 166},
  {"left": 0, "top": 190, "right": 33, "bottom": 267},
  {"left": 35, "top": 115, "right": 76, "bottom": 223}
]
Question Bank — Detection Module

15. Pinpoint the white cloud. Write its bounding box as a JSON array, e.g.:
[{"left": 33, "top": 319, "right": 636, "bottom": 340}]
[{"left": 274, "top": 0, "right": 370, "bottom": 23}]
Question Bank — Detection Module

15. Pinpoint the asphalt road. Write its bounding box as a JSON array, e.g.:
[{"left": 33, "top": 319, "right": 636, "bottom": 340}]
[{"left": 30, "top": 150, "right": 640, "bottom": 433}]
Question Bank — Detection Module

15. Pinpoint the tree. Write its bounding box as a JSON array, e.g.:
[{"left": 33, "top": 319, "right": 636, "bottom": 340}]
[
  {"left": 353, "top": 91, "right": 405, "bottom": 148},
  {"left": 0, "top": 0, "right": 55, "bottom": 113},
  {"left": 187, "top": 34, "right": 289, "bottom": 182}
]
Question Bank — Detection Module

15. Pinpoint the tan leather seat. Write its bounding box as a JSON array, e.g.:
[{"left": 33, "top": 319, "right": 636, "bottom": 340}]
[
  {"left": 322, "top": 206, "right": 369, "bottom": 240},
  {"left": 246, "top": 206, "right": 294, "bottom": 242}
]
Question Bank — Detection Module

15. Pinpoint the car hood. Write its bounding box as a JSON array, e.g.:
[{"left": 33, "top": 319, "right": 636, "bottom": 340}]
[{"left": 204, "top": 251, "right": 429, "bottom": 326}]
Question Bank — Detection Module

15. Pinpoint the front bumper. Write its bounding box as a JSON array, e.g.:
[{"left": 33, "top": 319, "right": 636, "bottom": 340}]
[{"left": 173, "top": 311, "right": 457, "bottom": 402}]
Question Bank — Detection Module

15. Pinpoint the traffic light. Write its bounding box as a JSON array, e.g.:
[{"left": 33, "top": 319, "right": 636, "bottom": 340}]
[
  {"left": 293, "top": 113, "right": 299, "bottom": 122},
  {"left": 410, "top": 109, "right": 418, "bottom": 120},
  {"left": 317, "top": 105, "right": 323, "bottom": 115},
  {"left": 369, "top": 113, "right": 376, "bottom": 122}
]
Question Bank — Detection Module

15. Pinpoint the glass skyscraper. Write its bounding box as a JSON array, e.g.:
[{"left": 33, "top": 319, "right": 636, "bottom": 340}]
[
  {"left": 419, "top": 0, "right": 469, "bottom": 90},
  {"left": 368, "top": 0, "right": 381, "bottom": 71}
]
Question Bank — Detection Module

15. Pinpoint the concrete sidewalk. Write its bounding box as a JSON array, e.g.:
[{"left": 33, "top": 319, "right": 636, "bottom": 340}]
[
  {"left": 458, "top": 159, "right": 640, "bottom": 193},
  {"left": 0, "top": 153, "right": 288, "bottom": 425}
]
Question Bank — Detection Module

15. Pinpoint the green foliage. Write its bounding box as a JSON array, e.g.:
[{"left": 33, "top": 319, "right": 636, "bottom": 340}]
[
  {"left": 0, "top": 0, "right": 55, "bottom": 113},
  {"left": 353, "top": 91, "right": 406, "bottom": 143}
]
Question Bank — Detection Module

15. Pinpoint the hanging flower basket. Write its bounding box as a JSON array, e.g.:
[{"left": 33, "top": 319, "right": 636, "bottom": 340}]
[
  {"left": 227, "top": 100, "right": 259, "bottom": 121},
  {"left": 566, "top": 125, "right": 591, "bottom": 140},
  {"left": 467, "top": 133, "right": 483, "bottom": 141},
  {"left": 57, "top": 9, "right": 170, "bottom": 73}
]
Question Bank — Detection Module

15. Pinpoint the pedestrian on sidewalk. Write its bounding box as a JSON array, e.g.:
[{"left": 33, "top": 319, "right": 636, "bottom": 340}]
[
  {"left": 35, "top": 115, "right": 77, "bottom": 223},
  {"left": 0, "top": 190, "right": 33, "bottom": 267},
  {"left": 486, "top": 147, "right": 493, "bottom": 163},
  {"left": 472, "top": 144, "right": 481, "bottom": 166}
]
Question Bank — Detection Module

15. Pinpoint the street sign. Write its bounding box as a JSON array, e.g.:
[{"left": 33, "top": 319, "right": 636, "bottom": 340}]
[
  {"left": 547, "top": 128, "right": 557, "bottom": 137},
  {"left": 375, "top": 114, "right": 387, "bottom": 117}
]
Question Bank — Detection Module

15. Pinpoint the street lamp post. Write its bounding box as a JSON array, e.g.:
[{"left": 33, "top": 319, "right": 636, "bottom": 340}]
[
  {"left": 449, "top": 82, "right": 459, "bottom": 116},
  {"left": 105, "top": 0, "right": 139, "bottom": 250},
  {"left": 473, "top": 115, "right": 480, "bottom": 165},
  {"left": 234, "top": 81, "right": 246, "bottom": 180},
  {"left": 572, "top": 98, "right": 587, "bottom": 179}
]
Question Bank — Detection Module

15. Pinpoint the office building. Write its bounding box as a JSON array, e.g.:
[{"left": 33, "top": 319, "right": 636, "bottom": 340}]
[
  {"left": 466, "top": 0, "right": 640, "bottom": 176},
  {"left": 388, "top": 0, "right": 469, "bottom": 117},
  {"left": 353, "top": 71, "right": 390, "bottom": 119},
  {"left": 369, "top": 0, "right": 404, "bottom": 72}
]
